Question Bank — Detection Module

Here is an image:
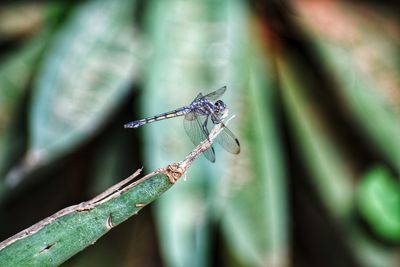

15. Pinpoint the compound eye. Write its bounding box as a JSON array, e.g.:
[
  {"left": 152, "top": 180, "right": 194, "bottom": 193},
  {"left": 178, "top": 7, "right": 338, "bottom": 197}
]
[{"left": 215, "top": 100, "right": 226, "bottom": 113}]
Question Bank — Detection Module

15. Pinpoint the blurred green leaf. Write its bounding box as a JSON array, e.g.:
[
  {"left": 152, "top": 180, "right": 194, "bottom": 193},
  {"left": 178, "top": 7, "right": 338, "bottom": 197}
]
[
  {"left": 0, "top": 35, "right": 46, "bottom": 168},
  {"left": 142, "top": 1, "right": 232, "bottom": 267},
  {"left": 279, "top": 58, "right": 354, "bottom": 218},
  {"left": 278, "top": 42, "right": 399, "bottom": 267},
  {"left": 5, "top": 0, "right": 144, "bottom": 187},
  {"left": 31, "top": 0, "right": 141, "bottom": 161},
  {"left": 221, "top": 37, "right": 288, "bottom": 266},
  {"left": 292, "top": 0, "right": 400, "bottom": 172},
  {"left": 141, "top": 1, "right": 264, "bottom": 266},
  {"left": 357, "top": 167, "right": 400, "bottom": 242},
  {"left": 279, "top": 60, "right": 395, "bottom": 267}
]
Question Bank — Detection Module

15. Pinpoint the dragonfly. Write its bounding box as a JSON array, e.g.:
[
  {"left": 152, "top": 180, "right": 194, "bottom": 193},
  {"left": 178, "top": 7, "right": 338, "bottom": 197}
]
[{"left": 124, "top": 86, "right": 240, "bottom": 162}]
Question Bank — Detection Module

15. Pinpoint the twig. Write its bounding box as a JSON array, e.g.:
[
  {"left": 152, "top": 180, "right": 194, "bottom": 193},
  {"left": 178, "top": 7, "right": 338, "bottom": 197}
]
[{"left": 0, "top": 120, "right": 228, "bottom": 250}]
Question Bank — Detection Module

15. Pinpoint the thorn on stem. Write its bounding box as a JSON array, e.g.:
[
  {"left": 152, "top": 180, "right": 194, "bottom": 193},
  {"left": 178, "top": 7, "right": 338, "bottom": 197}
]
[
  {"left": 38, "top": 242, "right": 55, "bottom": 254},
  {"left": 106, "top": 214, "right": 113, "bottom": 230}
]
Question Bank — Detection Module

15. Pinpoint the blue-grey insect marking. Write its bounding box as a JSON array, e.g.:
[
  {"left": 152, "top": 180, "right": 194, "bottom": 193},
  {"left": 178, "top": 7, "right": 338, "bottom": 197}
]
[{"left": 124, "top": 86, "right": 240, "bottom": 163}]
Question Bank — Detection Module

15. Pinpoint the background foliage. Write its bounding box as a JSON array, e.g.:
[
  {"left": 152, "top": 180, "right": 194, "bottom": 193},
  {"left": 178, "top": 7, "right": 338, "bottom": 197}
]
[{"left": 0, "top": 0, "right": 399, "bottom": 266}]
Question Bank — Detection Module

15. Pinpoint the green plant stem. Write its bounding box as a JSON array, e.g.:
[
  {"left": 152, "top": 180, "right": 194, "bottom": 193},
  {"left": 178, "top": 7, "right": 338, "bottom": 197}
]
[{"left": 0, "top": 122, "right": 226, "bottom": 266}]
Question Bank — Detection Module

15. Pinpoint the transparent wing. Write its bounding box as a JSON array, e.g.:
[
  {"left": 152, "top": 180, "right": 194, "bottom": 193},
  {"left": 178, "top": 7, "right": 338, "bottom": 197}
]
[
  {"left": 203, "top": 86, "right": 226, "bottom": 101},
  {"left": 183, "top": 113, "right": 216, "bottom": 162},
  {"left": 194, "top": 93, "right": 203, "bottom": 101},
  {"left": 207, "top": 114, "right": 240, "bottom": 154},
  {"left": 214, "top": 124, "right": 240, "bottom": 154}
]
